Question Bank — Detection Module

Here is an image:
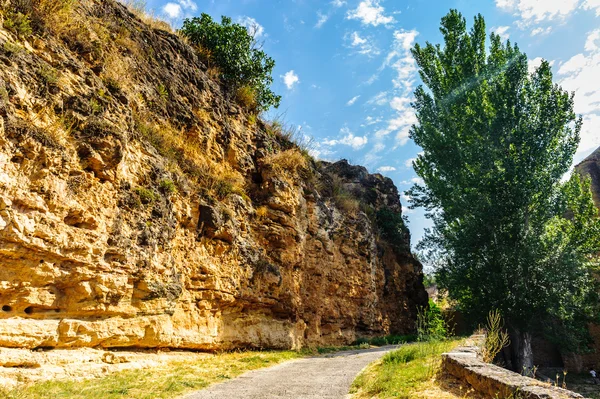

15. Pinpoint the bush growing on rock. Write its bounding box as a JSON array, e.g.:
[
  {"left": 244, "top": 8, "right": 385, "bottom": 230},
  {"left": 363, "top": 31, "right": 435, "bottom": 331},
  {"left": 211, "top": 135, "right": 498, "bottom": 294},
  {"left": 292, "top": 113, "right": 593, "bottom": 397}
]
[{"left": 180, "top": 14, "right": 281, "bottom": 112}]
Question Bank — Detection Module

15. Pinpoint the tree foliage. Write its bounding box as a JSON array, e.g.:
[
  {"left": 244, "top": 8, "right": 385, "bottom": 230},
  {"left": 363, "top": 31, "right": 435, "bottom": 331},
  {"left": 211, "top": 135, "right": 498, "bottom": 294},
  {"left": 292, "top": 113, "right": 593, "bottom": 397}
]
[
  {"left": 180, "top": 14, "right": 281, "bottom": 112},
  {"left": 408, "top": 9, "right": 600, "bottom": 365}
]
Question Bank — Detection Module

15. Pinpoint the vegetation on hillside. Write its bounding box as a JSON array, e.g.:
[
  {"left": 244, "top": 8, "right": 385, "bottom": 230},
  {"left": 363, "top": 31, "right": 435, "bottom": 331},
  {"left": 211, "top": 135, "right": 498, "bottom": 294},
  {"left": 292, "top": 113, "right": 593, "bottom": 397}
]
[
  {"left": 408, "top": 9, "right": 600, "bottom": 371},
  {"left": 180, "top": 14, "right": 281, "bottom": 112}
]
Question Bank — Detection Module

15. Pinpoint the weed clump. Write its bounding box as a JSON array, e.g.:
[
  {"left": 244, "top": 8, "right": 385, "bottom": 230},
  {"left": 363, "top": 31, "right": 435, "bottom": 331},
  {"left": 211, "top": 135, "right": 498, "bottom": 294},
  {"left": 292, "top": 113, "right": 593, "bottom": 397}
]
[{"left": 135, "top": 187, "right": 157, "bottom": 204}]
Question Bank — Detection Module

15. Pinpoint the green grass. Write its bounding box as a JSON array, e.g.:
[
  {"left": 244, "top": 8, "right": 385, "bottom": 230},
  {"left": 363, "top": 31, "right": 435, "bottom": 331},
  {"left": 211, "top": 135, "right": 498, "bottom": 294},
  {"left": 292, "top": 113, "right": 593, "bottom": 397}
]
[
  {"left": 350, "top": 339, "right": 463, "bottom": 399},
  {"left": 0, "top": 350, "right": 301, "bottom": 399}
]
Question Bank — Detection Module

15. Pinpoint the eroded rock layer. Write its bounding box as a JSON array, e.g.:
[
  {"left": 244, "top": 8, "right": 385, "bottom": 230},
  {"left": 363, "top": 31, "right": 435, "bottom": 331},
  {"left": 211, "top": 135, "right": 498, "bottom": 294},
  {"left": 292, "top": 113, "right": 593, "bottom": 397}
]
[{"left": 0, "top": 0, "right": 427, "bottom": 350}]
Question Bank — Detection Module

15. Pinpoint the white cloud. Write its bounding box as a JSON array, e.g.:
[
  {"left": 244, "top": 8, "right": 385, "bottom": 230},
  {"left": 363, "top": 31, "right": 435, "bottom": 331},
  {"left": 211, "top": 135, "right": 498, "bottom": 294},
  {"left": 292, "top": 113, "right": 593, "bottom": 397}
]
[
  {"left": 557, "top": 52, "right": 600, "bottom": 114},
  {"left": 495, "top": 0, "right": 580, "bottom": 27},
  {"left": 347, "top": 95, "right": 361, "bottom": 106},
  {"left": 322, "top": 127, "right": 368, "bottom": 150},
  {"left": 582, "top": 0, "right": 600, "bottom": 15},
  {"left": 399, "top": 177, "right": 425, "bottom": 186},
  {"left": 557, "top": 29, "right": 600, "bottom": 162},
  {"left": 495, "top": 0, "right": 516, "bottom": 9},
  {"left": 528, "top": 57, "right": 555, "bottom": 75},
  {"left": 377, "top": 166, "right": 396, "bottom": 173},
  {"left": 346, "top": 0, "right": 395, "bottom": 27},
  {"left": 404, "top": 158, "right": 416, "bottom": 168},
  {"left": 331, "top": 0, "right": 346, "bottom": 7},
  {"left": 373, "top": 96, "right": 416, "bottom": 144},
  {"left": 366, "top": 29, "right": 419, "bottom": 147},
  {"left": 491, "top": 26, "right": 510, "bottom": 41},
  {"left": 315, "top": 12, "right": 329, "bottom": 28},
  {"left": 384, "top": 30, "right": 419, "bottom": 90},
  {"left": 346, "top": 31, "right": 380, "bottom": 56},
  {"left": 178, "top": 0, "right": 197, "bottom": 10},
  {"left": 531, "top": 26, "right": 553, "bottom": 36},
  {"left": 362, "top": 116, "right": 382, "bottom": 126},
  {"left": 162, "top": 0, "right": 197, "bottom": 19},
  {"left": 367, "top": 91, "right": 389, "bottom": 106},
  {"left": 162, "top": 3, "right": 182, "bottom": 18},
  {"left": 281, "top": 70, "right": 300, "bottom": 89},
  {"left": 237, "top": 16, "right": 266, "bottom": 38},
  {"left": 585, "top": 29, "right": 600, "bottom": 51}
]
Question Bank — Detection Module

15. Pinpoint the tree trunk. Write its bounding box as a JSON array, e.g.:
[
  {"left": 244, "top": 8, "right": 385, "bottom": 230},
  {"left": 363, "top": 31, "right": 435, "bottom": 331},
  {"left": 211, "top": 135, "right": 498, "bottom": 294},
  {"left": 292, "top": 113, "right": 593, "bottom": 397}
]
[{"left": 511, "top": 329, "right": 534, "bottom": 374}]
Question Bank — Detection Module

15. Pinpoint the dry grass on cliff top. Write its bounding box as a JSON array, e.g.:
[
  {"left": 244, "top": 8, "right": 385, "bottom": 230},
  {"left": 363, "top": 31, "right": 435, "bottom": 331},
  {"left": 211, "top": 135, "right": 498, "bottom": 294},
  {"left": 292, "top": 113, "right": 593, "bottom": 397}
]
[
  {"left": 350, "top": 339, "right": 486, "bottom": 399},
  {"left": 0, "top": 350, "right": 301, "bottom": 399}
]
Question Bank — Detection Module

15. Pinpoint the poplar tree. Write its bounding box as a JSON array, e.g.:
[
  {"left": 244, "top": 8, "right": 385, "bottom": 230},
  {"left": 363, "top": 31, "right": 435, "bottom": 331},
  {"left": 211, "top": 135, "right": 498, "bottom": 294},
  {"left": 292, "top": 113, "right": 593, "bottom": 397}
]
[{"left": 408, "top": 10, "right": 600, "bottom": 371}]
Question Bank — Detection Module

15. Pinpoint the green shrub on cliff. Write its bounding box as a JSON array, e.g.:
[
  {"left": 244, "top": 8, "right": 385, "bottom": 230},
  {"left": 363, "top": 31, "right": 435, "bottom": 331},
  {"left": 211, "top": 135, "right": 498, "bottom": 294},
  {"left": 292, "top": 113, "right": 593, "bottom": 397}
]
[{"left": 180, "top": 14, "right": 281, "bottom": 112}]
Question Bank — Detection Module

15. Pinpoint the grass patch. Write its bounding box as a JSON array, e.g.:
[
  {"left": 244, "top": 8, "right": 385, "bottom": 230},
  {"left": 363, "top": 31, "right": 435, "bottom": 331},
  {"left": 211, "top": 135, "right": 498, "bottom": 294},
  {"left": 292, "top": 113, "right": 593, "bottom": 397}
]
[
  {"left": 0, "top": 350, "right": 301, "bottom": 399},
  {"left": 350, "top": 339, "right": 463, "bottom": 398}
]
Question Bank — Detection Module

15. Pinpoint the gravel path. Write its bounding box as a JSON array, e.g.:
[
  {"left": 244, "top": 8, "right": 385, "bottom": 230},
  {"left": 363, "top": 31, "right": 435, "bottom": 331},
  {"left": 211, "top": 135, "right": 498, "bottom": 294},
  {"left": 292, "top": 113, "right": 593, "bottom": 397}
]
[{"left": 184, "top": 346, "right": 397, "bottom": 399}]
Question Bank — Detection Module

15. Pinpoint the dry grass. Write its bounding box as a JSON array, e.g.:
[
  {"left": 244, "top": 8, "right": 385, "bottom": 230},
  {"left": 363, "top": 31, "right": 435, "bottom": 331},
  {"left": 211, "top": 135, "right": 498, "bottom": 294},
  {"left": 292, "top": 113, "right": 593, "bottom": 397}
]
[
  {"left": 263, "top": 148, "right": 308, "bottom": 183},
  {"left": 12, "top": 108, "right": 73, "bottom": 148},
  {"left": 255, "top": 205, "right": 269, "bottom": 219},
  {"left": 235, "top": 85, "right": 258, "bottom": 112},
  {"left": 119, "top": 0, "right": 173, "bottom": 32},
  {"left": 134, "top": 112, "right": 246, "bottom": 200},
  {"left": 331, "top": 175, "right": 360, "bottom": 216},
  {"left": 0, "top": 350, "right": 301, "bottom": 399}
]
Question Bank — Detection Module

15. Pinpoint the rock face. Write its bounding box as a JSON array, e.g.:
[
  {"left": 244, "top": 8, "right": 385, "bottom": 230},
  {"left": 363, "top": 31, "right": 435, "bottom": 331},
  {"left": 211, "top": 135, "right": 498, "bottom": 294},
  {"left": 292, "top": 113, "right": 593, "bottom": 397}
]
[
  {"left": 0, "top": 0, "right": 427, "bottom": 350},
  {"left": 573, "top": 148, "right": 600, "bottom": 369},
  {"left": 575, "top": 147, "right": 600, "bottom": 207}
]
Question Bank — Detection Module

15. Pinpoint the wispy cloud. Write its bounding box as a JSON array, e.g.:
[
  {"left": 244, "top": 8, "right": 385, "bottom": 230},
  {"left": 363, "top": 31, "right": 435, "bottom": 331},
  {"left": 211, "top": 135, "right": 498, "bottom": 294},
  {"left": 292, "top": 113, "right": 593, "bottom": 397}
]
[
  {"left": 281, "top": 70, "right": 300, "bottom": 89},
  {"left": 345, "top": 31, "right": 380, "bottom": 56},
  {"left": 528, "top": 57, "right": 555, "bottom": 74},
  {"left": 162, "top": 0, "right": 197, "bottom": 19},
  {"left": 495, "top": 0, "right": 579, "bottom": 27},
  {"left": 557, "top": 29, "right": 600, "bottom": 162},
  {"left": 583, "top": 0, "right": 600, "bottom": 15},
  {"left": 377, "top": 166, "right": 396, "bottom": 173},
  {"left": 367, "top": 91, "right": 389, "bottom": 106},
  {"left": 347, "top": 95, "right": 361, "bottom": 106},
  {"left": 346, "top": 0, "right": 395, "bottom": 27},
  {"left": 531, "top": 26, "right": 553, "bottom": 36},
  {"left": 315, "top": 12, "right": 329, "bottom": 28},
  {"left": 322, "top": 127, "right": 369, "bottom": 150},
  {"left": 491, "top": 26, "right": 510, "bottom": 41},
  {"left": 236, "top": 16, "right": 266, "bottom": 38}
]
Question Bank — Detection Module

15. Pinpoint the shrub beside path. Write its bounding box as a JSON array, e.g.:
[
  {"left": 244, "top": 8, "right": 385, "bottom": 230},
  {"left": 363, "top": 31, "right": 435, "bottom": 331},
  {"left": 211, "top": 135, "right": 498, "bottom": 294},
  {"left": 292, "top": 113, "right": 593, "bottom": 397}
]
[{"left": 184, "top": 346, "right": 397, "bottom": 399}]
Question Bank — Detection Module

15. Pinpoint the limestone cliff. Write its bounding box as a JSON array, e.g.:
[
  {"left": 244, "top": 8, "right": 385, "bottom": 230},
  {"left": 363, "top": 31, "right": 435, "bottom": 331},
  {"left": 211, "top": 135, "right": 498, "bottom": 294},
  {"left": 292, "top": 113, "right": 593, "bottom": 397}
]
[
  {"left": 0, "top": 0, "right": 427, "bottom": 350},
  {"left": 576, "top": 147, "right": 600, "bottom": 207}
]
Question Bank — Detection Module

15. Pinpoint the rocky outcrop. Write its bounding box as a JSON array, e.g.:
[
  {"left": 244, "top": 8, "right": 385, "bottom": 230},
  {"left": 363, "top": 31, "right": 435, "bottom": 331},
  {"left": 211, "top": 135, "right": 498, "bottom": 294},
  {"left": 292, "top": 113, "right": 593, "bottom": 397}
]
[
  {"left": 576, "top": 147, "right": 600, "bottom": 207},
  {"left": 0, "top": 0, "right": 427, "bottom": 350}
]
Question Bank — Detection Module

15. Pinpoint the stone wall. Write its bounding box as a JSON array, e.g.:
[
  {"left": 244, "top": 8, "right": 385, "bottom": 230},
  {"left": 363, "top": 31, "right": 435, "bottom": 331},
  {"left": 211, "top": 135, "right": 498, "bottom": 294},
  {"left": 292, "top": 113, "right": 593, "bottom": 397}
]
[{"left": 442, "top": 344, "right": 587, "bottom": 399}]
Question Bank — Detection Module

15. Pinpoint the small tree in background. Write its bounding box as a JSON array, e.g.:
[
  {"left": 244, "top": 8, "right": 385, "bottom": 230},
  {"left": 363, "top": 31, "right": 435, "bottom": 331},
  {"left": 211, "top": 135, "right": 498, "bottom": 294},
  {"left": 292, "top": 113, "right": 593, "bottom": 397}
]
[
  {"left": 408, "top": 9, "right": 600, "bottom": 372},
  {"left": 180, "top": 13, "right": 281, "bottom": 112}
]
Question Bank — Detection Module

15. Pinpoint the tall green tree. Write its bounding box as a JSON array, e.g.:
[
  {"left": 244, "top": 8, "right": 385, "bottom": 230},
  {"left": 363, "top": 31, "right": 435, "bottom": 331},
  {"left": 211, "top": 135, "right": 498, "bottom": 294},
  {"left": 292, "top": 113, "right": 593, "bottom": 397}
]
[{"left": 408, "top": 10, "right": 600, "bottom": 371}]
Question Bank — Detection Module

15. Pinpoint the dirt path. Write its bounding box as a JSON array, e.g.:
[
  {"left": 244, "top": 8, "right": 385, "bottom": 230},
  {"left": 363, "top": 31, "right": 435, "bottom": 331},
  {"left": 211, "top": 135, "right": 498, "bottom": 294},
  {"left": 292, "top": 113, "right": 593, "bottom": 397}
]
[{"left": 184, "top": 346, "right": 397, "bottom": 399}]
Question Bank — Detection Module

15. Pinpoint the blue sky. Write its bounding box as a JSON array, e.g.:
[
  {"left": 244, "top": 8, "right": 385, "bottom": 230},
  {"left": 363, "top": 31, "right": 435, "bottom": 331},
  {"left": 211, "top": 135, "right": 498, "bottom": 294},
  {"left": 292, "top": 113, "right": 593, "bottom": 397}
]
[{"left": 141, "top": 0, "right": 600, "bottom": 248}]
